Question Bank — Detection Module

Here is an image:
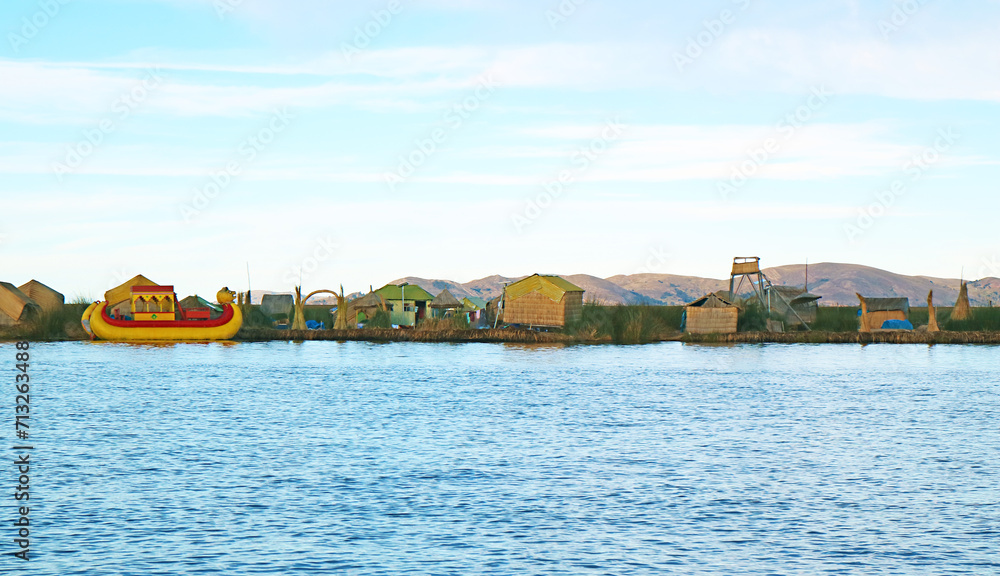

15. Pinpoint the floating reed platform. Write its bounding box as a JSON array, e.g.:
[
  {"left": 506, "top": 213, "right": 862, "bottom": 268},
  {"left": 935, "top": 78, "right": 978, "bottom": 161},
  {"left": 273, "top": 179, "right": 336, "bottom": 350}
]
[
  {"left": 684, "top": 331, "right": 1000, "bottom": 344},
  {"left": 235, "top": 327, "right": 576, "bottom": 344}
]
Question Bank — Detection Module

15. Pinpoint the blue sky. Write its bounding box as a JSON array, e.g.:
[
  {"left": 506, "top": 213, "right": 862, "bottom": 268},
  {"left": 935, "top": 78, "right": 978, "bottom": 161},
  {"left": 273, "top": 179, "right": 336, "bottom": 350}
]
[{"left": 2, "top": 0, "right": 999, "bottom": 299}]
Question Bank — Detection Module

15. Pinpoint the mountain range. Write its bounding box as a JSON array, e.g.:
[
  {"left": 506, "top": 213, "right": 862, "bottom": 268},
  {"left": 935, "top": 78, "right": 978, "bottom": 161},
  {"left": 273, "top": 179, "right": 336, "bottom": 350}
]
[
  {"left": 251, "top": 263, "right": 1000, "bottom": 307},
  {"left": 387, "top": 263, "right": 1000, "bottom": 307}
]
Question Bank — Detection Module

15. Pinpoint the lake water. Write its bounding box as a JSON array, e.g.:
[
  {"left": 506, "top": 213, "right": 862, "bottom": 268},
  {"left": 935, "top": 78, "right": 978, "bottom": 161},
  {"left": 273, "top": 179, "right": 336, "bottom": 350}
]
[{"left": 7, "top": 341, "right": 1000, "bottom": 574}]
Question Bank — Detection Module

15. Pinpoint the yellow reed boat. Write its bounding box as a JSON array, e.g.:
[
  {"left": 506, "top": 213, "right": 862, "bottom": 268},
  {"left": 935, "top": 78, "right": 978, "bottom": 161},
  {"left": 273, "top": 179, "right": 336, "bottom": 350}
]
[{"left": 82, "top": 286, "right": 242, "bottom": 341}]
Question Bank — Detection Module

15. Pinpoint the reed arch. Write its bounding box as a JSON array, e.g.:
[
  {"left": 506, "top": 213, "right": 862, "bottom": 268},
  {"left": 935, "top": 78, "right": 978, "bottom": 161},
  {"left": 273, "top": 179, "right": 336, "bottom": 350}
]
[
  {"left": 303, "top": 289, "right": 340, "bottom": 304},
  {"left": 292, "top": 286, "right": 349, "bottom": 330}
]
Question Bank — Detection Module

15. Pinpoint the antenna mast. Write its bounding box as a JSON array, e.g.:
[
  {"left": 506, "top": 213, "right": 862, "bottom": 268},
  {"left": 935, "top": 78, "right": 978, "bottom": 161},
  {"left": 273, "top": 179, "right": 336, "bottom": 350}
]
[{"left": 246, "top": 262, "right": 252, "bottom": 305}]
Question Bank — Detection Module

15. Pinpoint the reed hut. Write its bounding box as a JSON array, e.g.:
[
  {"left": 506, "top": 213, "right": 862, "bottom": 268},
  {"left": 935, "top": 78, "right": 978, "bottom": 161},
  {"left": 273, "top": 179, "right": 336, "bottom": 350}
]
[
  {"left": 857, "top": 294, "right": 910, "bottom": 332},
  {"left": 0, "top": 282, "right": 40, "bottom": 326},
  {"left": 18, "top": 280, "right": 64, "bottom": 312},
  {"left": 430, "top": 289, "right": 463, "bottom": 318},
  {"left": 951, "top": 282, "right": 972, "bottom": 321},
  {"left": 684, "top": 293, "right": 738, "bottom": 334},
  {"left": 765, "top": 286, "right": 821, "bottom": 328},
  {"left": 501, "top": 274, "right": 584, "bottom": 328},
  {"left": 106, "top": 274, "right": 158, "bottom": 317},
  {"left": 343, "top": 291, "right": 386, "bottom": 327}
]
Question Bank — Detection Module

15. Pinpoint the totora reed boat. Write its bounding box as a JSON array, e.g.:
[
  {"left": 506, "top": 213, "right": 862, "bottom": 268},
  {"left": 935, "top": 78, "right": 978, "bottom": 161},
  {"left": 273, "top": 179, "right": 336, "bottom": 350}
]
[{"left": 82, "top": 286, "right": 242, "bottom": 341}]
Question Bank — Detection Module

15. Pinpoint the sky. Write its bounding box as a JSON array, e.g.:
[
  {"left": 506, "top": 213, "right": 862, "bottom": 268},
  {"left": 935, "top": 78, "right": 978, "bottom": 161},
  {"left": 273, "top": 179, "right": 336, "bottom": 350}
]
[{"left": 1, "top": 0, "right": 999, "bottom": 299}]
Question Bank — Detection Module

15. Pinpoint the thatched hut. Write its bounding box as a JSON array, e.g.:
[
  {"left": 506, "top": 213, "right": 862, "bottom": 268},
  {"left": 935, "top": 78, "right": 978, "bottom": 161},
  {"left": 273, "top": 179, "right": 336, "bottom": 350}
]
[
  {"left": 0, "top": 282, "right": 40, "bottom": 326},
  {"left": 430, "top": 289, "right": 463, "bottom": 318},
  {"left": 340, "top": 291, "right": 385, "bottom": 327},
  {"left": 501, "top": 274, "right": 584, "bottom": 328},
  {"left": 857, "top": 294, "right": 910, "bottom": 332},
  {"left": 684, "top": 293, "right": 738, "bottom": 334},
  {"left": 18, "top": 280, "right": 64, "bottom": 312},
  {"left": 765, "top": 285, "right": 821, "bottom": 328}
]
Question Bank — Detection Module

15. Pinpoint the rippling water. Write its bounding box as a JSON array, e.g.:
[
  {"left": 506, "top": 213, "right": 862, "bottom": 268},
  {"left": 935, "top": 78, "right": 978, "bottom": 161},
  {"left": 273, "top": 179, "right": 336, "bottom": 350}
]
[{"left": 8, "top": 341, "right": 1000, "bottom": 574}]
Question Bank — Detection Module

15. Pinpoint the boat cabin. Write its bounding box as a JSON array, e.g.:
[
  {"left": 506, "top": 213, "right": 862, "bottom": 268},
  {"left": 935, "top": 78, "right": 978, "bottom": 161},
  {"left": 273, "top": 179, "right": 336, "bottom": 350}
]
[{"left": 130, "top": 285, "right": 177, "bottom": 321}]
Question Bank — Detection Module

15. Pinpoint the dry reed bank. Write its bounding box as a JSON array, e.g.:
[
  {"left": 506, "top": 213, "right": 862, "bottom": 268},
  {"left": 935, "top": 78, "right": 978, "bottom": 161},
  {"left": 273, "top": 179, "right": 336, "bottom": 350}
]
[{"left": 7, "top": 304, "right": 1000, "bottom": 345}]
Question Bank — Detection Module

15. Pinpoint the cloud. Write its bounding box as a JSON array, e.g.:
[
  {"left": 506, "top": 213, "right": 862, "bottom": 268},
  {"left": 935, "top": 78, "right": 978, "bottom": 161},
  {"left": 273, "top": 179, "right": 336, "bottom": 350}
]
[{"left": 702, "top": 28, "right": 1000, "bottom": 101}]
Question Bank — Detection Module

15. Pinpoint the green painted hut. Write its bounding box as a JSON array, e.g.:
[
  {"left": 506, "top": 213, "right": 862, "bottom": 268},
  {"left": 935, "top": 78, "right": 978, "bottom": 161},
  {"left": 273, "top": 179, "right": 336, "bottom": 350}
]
[{"left": 375, "top": 283, "right": 435, "bottom": 327}]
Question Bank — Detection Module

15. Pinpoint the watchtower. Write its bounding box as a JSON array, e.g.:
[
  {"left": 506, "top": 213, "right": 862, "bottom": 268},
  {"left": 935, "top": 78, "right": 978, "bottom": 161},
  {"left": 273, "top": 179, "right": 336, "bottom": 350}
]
[
  {"left": 728, "top": 256, "right": 813, "bottom": 330},
  {"left": 729, "top": 257, "right": 766, "bottom": 304}
]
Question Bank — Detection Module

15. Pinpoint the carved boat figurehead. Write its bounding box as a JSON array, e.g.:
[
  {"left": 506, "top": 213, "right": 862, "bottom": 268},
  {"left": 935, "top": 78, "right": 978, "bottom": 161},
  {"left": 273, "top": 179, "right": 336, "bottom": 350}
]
[{"left": 217, "top": 287, "right": 236, "bottom": 305}]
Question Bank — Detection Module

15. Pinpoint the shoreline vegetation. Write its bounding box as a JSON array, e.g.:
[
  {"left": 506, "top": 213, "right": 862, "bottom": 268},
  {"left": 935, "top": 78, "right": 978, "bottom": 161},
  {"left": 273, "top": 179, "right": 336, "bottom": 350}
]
[{"left": 4, "top": 303, "right": 1000, "bottom": 345}]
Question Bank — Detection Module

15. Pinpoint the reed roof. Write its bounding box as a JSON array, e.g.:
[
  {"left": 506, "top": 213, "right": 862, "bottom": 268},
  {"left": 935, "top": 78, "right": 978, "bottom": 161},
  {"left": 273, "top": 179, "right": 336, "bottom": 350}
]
[
  {"left": 687, "top": 293, "right": 736, "bottom": 308},
  {"left": 349, "top": 291, "right": 385, "bottom": 310},
  {"left": 18, "top": 280, "right": 64, "bottom": 311},
  {"left": 765, "top": 285, "right": 821, "bottom": 306},
  {"left": 0, "top": 282, "right": 40, "bottom": 322},
  {"left": 861, "top": 297, "right": 909, "bottom": 313},
  {"left": 504, "top": 274, "right": 583, "bottom": 302},
  {"left": 430, "top": 289, "right": 462, "bottom": 309},
  {"left": 105, "top": 274, "right": 158, "bottom": 305}
]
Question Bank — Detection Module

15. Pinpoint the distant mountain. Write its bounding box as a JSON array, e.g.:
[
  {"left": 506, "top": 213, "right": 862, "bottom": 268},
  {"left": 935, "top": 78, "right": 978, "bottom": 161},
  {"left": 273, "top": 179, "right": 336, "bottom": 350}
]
[
  {"left": 760, "top": 263, "right": 997, "bottom": 306},
  {"left": 561, "top": 274, "right": 660, "bottom": 305},
  {"left": 605, "top": 273, "right": 730, "bottom": 305},
  {"left": 388, "top": 276, "right": 516, "bottom": 301},
  {"left": 261, "top": 264, "right": 1000, "bottom": 307}
]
